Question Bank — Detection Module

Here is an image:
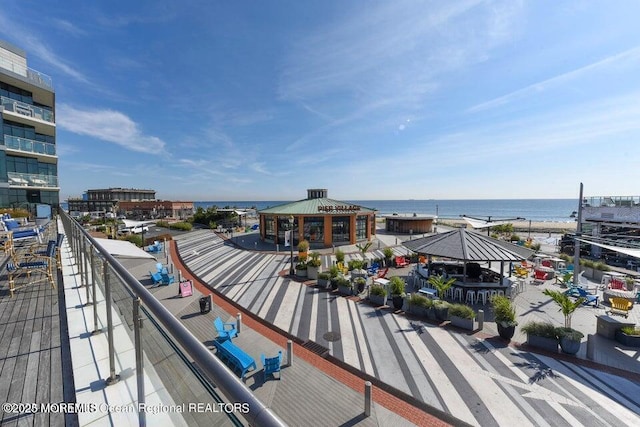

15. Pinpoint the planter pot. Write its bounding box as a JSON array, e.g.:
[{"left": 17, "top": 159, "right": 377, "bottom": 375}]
[
  {"left": 338, "top": 285, "right": 353, "bottom": 296},
  {"left": 559, "top": 336, "right": 581, "bottom": 355},
  {"left": 317, "top": 278, "right": 329, "bottom": 289},
  {"left": 497, "top": 323, "right": 516, "bottom": 341},
  {"left": 408, "top": 305, "right": 428, "bottom": 318},
  {"left": 356, "top": 281, "right": 366, "bottom": 294},
  {"left": 435, "top": 305, "right": 449, "bottom": 321},
  {"left": 307, "top": 266, "right": 319, "bottom": 280},
  {"left": 369, "top": 294, "right": 387, "bottom": 307},
  {"left": 296, "top": 268, "right": 308, "bottom": 278},
  {"left": 526, "top": 335, "right": 558, "bottom": 353},
  {"left": 330, "top": 279, "right": 339, "bottom": 290},
  {"left": 426, "top": 307, "right": 437, "bottom": 321},
  {"left": 392, "top": 295, "right": 405, "bottom": 311},
  {"left": 450, "top": 315, "right": 475, "bottom": 331},
  {"left": 615, "top": 330, "right": 640, "bottom": 347}
]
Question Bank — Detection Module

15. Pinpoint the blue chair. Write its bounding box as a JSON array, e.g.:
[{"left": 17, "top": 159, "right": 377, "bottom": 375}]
[
  {"left": 149, "top": 271, "right": 163, "bottom": 285},
  {"left": 564, "top": 287, "right": 598, "bottom": 307},
  {"left": 214, "top": 317, "right": 238, "bottom": 340},
  {"left": 156, "top": 262, "right": 164, "bottom": 272},
  {"left": 161, "top": 271, "right": 175, "bottom": 285},
  {"left": 261, "top": 351, "right": 282, "bottom": 381}
]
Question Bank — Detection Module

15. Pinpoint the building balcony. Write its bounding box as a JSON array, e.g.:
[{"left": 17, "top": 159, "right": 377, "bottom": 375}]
[
  {"left": 7, "top": 172, "right": 58, "bottom": 188},
  {"left": 1, "top": 95, "right": 54, "bottom": 124},
  {"left": 0, "top": 56, "right": 53, "bottom": 90},
  {"left": 3, "top": 135, "right": 56, "bottom": 157}
]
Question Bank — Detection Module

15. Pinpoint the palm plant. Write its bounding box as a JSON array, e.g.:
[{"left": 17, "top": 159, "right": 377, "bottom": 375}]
[
  {"left": 428, "top": 275, "right": 456, "bottom": 299},
  {"left": 542, "top": 289, "right": 585, "bottom": 329},
  {"left": 356, "top": 241, "right": 373, "bottom": 263}
]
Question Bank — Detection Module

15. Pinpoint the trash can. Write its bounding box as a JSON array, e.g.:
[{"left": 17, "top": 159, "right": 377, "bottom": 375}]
[{"left": 199, "top": 295, "right": 212, "bottom": 314}]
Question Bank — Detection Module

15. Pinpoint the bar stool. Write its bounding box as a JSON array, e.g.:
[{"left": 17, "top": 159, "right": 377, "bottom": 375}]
[
  {"left": 465, "top": 290, "right": 476, "bottom": 305},
  {"left": 453, "top": 287, "right": 463, "bottom": 301},
  {"left": 496, "top": 289, "right": 505, "bottom": 298},
  {"left": 489, "top": 289, "right": 498, "bottom": 299},
  {"left": 476, "top": 289, "right": 489, "bottom": 305}
]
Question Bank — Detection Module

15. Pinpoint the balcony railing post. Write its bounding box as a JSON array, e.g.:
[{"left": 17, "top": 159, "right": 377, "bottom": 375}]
[
  {"left": 77, "top": 231, "right": 85, "bottom": 289},
  {"left": 82, "top": 236, "right": 91, "bottom": 305},
  {"left": 133, "top": 297, "right": 146, "bottom": 426},
  {"left": 91, "top": 249, "right": 100, "bottom": 335},
  {"left": 103, "top": 260, "right": 120, "bottom": 386}
]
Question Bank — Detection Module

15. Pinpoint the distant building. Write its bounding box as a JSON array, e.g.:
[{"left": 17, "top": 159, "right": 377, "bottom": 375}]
[
  {"left": 67, "top": 187, "right": 193, "bottom": 219},
  {"left": 258, "top": 189, "right": 376, "bottom": 248},
  {"left": 0, "top": 40, "right": 59, "bottom": 208},
  {"left": 384, "top": 213, "right": 435, "bottom": 234}
]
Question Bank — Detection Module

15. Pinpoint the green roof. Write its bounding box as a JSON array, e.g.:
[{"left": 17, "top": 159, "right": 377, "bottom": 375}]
[{"left": 258, "top": 198, "right": 376, "bottom": 215}]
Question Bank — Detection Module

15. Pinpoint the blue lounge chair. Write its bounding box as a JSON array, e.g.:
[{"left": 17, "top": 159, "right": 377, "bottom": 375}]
[
  {"left": 149, "top": 271, "right": 163, "bottom": 285},
  {"left": 161, "top": 271, "right": 175, "bottom": 285},
  {"left": 261, "top": 351, "right": 282, "bottom": 381},
  {"left": 214, "top": 317, "right": 238, "bottom": 340},
  {"left": 564, "top": 287, "right": 598, "bottom": 307}
]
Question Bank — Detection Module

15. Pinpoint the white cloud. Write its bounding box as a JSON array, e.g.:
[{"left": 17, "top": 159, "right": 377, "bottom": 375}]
[
  {"left": 51, "top": 18, "right": 87, "bottom": 37},
  {"left": 57, "top": 104, "right": 166, "bottom": 154}
]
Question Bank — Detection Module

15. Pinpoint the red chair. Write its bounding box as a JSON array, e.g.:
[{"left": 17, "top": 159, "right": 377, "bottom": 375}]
[
  {"left": 395, "top": 256, "right": 409, "bottom": 268},
  {"left": 541, "top": 260, "right": 552, "bottom": 268},
  {"left": 609, "top": 278, "right": 625, "bottom": 290},
  {"left": 533, "top": 269, "right": 548, "bottom": 284},
  {"left": 376, "top": 268, "right": 389, "bottom": 279}
]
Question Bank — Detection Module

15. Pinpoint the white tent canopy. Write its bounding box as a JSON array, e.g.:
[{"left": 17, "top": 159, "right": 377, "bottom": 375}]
[
  {"left": 93, "top": 238, "right": 156, "bottom": 259},
  {"left": 462, "top": 216, "right": 516, "bottom": 229},
  {"left": 576, "top": 238, "right": 640, "bottom": 260}
]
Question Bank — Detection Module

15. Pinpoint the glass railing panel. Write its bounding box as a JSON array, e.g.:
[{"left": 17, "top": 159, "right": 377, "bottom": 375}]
[
  {"left": 3, "top": 135, "right": 56, "bottom": 156},
  {"left": 7, "top": 171, "right": 58, "bottom": 187},
  {"left": 0, "top": 56, "right": 53, "bottom": 89},
  {"left": 1, "top": 95, "right": 54, "bottom": 123}
]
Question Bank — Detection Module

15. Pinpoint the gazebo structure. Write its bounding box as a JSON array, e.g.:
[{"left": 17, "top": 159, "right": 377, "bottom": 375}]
[
  {"left": 403, "top": 228, "right": 534, "bottom": 279},
  {"left": 258, "top": 189, "right": 376, "bottom": 248}
]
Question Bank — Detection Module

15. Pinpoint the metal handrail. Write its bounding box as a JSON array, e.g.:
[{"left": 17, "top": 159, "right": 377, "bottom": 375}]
[{"left": 60, "top": 210, "right": 286, "bottom": 427}]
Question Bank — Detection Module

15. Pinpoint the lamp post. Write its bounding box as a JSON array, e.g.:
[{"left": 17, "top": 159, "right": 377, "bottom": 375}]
[{"left": 289, "top": 215, "right": 295, "bottom": 275}]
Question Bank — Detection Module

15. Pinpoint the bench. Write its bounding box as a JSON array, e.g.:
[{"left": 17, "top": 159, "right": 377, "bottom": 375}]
[
  {"left": 608, "top": 297, "right": 632, "bottom": 318},
  {"left": 214, "top": 317, "right": 238, "bottom": 340},
  {"left": 213, "top": 338, "right": 256, "bottom": 380}
]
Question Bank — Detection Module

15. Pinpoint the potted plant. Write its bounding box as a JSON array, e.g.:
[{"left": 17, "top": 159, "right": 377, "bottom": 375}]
[
  {"left": 389, "top": 276, "right": 406, "bottom": 311},
  {"left": 354, "top": 277, "right": 367, "bottom": 294},
  {"left": 408, "top": 294, "right": 431, "bottom": 318},
  {"left": 337, "top": 276, "right": 352, "bottom": 296},
  {"left": 491, "top": 295, "right": 518, "bottom": 340},
  {"left": 433, "top": 300, "right": 450, "bottom": 321},
  {"left": 615, "top": 326, "right": 640, "bottom": 347},
  {"left": 317, "top": 272, "right": 331, "bottom": 289},
  {"left": 295, "top": 261, "right": 308, "bottom": 278},
  {"left": 328, "top": 265, "right": 340, "bottom": 289},
  {"left": 428, "top": 274, "right": 456, "bottom": 300},
  {"left": 356, "top": 241, "right": 373, "bottom": 266},
  {"left": 543, "top": 289, "right": 585, "bottom": 355},
  {"left": 369, "top": 283, "right": 387, "bottom": 306},
  {"left": 448, "top": 303, "right": 476, "bottom": 330},
  {"left": 307, "top": 252, "right": 322, "bottom": 280},
  {"left": 383, "top": 247, "right": 394, "bottom": 267},
  {"left": 521, "top": 321, "right": 558, "bottom": 353},
  {"left": 335, "top": 249, "right": 345, "bottom": 264},
  {"left": 297, "top": 239, "right": 309, "bottom": 262}
]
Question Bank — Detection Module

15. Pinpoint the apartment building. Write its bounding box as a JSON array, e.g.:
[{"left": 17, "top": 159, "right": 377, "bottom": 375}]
[{"left": 0, "top": 40, "right": 58, "bottom": 208}]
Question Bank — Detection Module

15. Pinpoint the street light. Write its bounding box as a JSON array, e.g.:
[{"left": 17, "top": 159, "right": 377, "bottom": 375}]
[{"left": 289, "top": 215, "right": 295, "bottom": 275}]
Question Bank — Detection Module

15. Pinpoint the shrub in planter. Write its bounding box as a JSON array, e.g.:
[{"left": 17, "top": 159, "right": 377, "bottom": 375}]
[
  {"left": 428, "top": 275, "right": 457, "bottom": 299},
  {"left": 408, "top": 294, "right": 431, "bottom": 317},
  {"left": 317, "top": 272, "right": 331, "bottom": 289},
  {"left": 348, "top": 259, "right": 364, "bottom": 271},
  {"left": 521, "top": 321, "right": 558, "bottom": 353},
  {"left": 335, "top": 249, "right": 345, "bottom": 264},
  {"left": 307, "top": 252, "right": 322, "bottom": 279},
  {"left": 555, "top": 327, "right": 584, "bottom": 354},
  {"left": 383, "top": 247, "right": 394, "bottom": 267},
  {"left": 615, "top": 326, "right": 640, "bottom": 347},
  {"left": 389, "top": 276, "right": 406, "bottom": 311},
  {"left": 491, "top": 295, "right": 518, "bottom": 340},
  {"left": 295, "top": 261, "right": 308, "bottom": 277},
  {"left": 433, "top": 300, "right": 450, "bottom": 321},
  {"left": 448, "top": 303, "right": 476, "bottom": 330},
  {"left": 337, "top": 276, "right": 352, "bottom": 296},
  {"left": 369, "top": 284, "right": 387, "bottom": 306}
]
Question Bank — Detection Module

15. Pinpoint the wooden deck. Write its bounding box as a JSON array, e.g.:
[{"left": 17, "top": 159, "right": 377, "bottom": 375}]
[{"left": 0, "top": 251, "right": 76, "bottom": 427}]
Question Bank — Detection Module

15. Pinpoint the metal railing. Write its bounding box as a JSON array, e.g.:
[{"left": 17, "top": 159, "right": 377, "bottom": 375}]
[
  {"left": 1, "top": 95, "right": 55, "bottom": 123},
  {"left": 7, "top": 172, "right": 58, "bottom": 188},
  {"left": 0, "top": 56, "right": 53, "bottom": 89},
  {"left": 59, "top": 210, "right": 285, "bottom": 427},
  {"left": 3, "top": 134, "right": 56, "bottom": 156}
]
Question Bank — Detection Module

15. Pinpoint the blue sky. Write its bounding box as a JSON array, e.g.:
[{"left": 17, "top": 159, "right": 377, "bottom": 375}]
[{"left": 1, "top": 1, "right": 639, "bottom": 202}]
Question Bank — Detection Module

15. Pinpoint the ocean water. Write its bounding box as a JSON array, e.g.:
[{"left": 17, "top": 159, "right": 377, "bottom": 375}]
[{"left": 195, "top": 199, "right": 579, "bottom": 223}]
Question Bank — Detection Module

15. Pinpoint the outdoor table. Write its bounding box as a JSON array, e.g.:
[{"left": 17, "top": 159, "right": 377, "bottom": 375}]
[{"left": 418, "top": 287, "right": 437, "bottom": 298}]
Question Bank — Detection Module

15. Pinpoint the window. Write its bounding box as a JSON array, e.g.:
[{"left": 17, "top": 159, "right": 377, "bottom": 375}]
[
  {"left": 356, "top": 215, "right": 367, "bottom": 240},
  {"left": 332, "top": 216, "right": 350, "bottom": 243},
  {"left": 264, "top": 216, "right": 275, "bottom": 242},
  {"left": 304, "top": 217, "right": 324, "bottom": 244}
]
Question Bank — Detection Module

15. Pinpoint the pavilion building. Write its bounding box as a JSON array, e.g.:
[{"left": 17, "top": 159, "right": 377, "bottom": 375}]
[{"left": 258, "top": 189, "right": 376, "bottom": 248}]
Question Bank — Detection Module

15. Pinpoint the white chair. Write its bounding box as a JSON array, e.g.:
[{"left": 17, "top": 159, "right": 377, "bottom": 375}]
[
  {"left": 453, "top": 287, "right": 463, "bottom": 301},
  {"left": 465, "top": 290, "right": 476, "bottom": 305},
  {"left": 476, "top": 289, "right": 489, "bottom": 305}
]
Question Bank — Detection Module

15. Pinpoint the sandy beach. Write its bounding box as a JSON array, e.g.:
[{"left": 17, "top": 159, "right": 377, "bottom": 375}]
[{"left": 433, "top": 219, "right": 576, "bottom": 233}]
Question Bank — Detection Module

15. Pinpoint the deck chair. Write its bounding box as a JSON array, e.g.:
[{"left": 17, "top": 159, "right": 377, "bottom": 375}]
[
  {"left": 149, "top": 271, "right": 163, "bottom": 285},
  {"left": 367, "top": 262, "right": 380, "bottom": 275},
  {"left": 564, "top": 287, "right": 598, "bottom": 306},
  {"left": 214, "top": 317, "right": 238, "bottom": 340},
  {"left": 6, "top": 239, "right": 57, "bottom": 297},
  {"left": 608, "top": 297, "right": 632, "bottom": 318},
  {"left": 533, "top": 269, "right": 548, "bottom": 284},
  {"left": 395, "top": 256, "right": 409, "bottom": 268},
  {"left": 261, "top": 351, "right": 282, "bottom": 381},
  {"left": 161, "top": 271, "right": 175, "bottom": 285},
  {"left": 375, "top": 268, "right": 389, "bottom": 279}
]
